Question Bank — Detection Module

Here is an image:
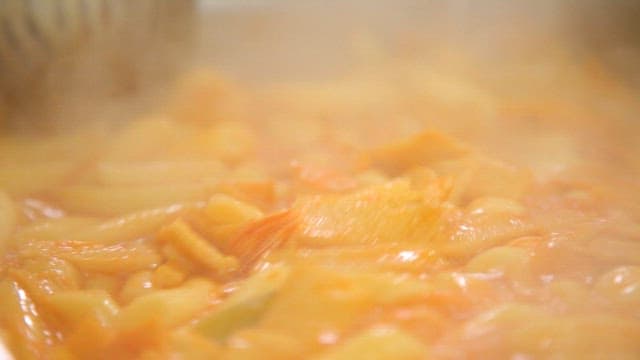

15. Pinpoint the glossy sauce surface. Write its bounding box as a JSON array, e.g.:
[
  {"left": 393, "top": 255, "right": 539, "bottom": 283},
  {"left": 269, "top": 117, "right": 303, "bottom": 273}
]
[{"left": 0, "top": 57, "right": 639, "bottom": 359}]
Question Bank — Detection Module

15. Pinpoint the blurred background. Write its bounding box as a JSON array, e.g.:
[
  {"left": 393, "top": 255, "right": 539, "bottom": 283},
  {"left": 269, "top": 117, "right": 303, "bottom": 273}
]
[
  {"left": 197, "top": 0, "right": 640, "bottom": 83},
  {"left": 0, "top": 0, "right": 638, "bottom": 128}
]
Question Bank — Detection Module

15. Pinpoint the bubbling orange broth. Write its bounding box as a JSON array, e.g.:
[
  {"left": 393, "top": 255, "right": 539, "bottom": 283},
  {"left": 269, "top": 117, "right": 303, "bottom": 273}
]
[{"left": 0, "top": 58, "right": 639, "bottom": 359}]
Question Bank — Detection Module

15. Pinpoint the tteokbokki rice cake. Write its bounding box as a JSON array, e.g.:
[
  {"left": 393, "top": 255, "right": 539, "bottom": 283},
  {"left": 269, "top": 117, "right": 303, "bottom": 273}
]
[{"left": 0, "top": 61, "right": 639, "bottom": 359}]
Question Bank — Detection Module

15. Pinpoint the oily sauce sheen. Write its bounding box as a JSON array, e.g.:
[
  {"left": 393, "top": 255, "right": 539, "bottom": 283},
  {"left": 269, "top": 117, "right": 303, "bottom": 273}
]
[{"left": 0, "top": 58, "right": 639, "bottom": 359}]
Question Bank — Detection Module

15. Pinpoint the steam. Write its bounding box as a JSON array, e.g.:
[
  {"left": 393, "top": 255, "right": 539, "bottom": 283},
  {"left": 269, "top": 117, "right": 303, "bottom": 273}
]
[{"left": 0, "top": 0, "right": 638, "bottom": 132}]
